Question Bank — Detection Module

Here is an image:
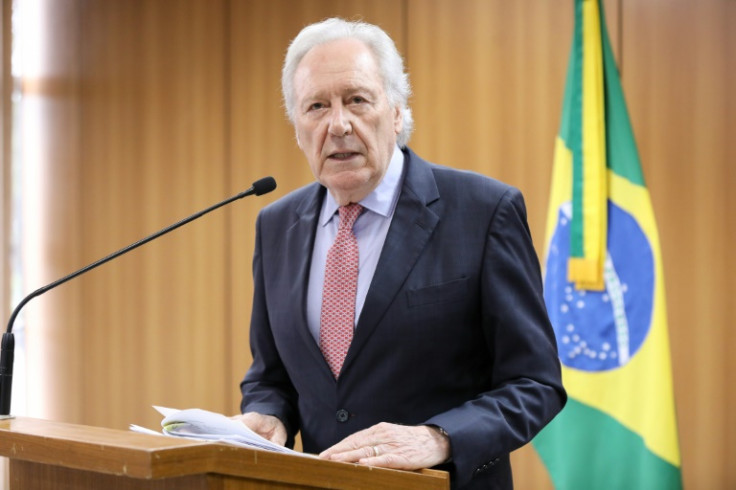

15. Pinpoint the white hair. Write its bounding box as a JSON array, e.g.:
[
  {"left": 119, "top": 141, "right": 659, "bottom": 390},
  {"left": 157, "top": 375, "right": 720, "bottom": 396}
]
[{"left": 282, "top": 18, "right": 414, "bottom": 147}]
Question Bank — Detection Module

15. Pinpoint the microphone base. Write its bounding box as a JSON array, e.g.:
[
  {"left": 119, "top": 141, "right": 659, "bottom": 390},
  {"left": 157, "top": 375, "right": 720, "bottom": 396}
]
[{"left": 0, "top": 414, "right": 14, "bottom": 420}]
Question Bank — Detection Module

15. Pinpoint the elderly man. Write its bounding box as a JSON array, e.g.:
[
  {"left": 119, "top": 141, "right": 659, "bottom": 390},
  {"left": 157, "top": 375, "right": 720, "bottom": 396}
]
[{"left": 235, "top": 18, "right": 565, "bottom": 489}]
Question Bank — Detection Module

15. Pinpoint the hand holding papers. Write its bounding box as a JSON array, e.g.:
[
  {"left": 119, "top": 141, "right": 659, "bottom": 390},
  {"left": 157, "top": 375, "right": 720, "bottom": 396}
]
[{"left": 130, "top": 406, "right": 311, "bottom": 458}]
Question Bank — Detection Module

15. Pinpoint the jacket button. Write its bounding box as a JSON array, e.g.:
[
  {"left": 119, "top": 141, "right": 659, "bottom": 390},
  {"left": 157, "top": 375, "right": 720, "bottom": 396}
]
[{"left": 336, "top": 409, "right": 350, "bottom": 422}]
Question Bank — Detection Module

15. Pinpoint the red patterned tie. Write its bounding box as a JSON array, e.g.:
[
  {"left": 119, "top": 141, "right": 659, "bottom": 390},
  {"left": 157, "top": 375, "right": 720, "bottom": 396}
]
[{"left": 320, "top": 203, "right": 363, "bottom": 378}]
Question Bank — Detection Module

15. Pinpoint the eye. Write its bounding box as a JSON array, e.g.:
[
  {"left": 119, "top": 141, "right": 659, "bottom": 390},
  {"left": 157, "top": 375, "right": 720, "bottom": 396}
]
[
  {"left": 308, "top": 102, "right": 325, "bottom": 111},
  {"left": 349, "top": 96, "right": 367, "bottom": 104}
]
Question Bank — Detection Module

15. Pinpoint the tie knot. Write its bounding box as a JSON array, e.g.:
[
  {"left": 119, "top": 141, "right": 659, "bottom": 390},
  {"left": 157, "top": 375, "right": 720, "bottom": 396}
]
[{"left": 338, "top": 203, "right": 363, "bottom": 230}]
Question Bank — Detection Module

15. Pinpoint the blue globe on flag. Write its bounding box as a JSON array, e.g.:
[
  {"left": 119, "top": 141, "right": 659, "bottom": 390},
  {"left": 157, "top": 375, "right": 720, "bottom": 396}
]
[{"left": 544, "top": 201, "right": 655, "bottom": 372}]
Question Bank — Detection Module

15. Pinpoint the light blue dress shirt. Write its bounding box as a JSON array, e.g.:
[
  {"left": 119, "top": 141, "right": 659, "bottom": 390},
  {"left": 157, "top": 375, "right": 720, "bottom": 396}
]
[{"left": 306, "top": 145, "right": 405, "bottom": 344}]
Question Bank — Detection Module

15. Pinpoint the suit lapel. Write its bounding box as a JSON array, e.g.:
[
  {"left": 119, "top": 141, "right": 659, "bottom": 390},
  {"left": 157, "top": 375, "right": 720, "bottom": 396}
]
[
  {"left": 342, "top": 149, "right": 441, "bottom": 373},
  {"left": 286, "top": 185, "right": 330, "bottom": 367}
]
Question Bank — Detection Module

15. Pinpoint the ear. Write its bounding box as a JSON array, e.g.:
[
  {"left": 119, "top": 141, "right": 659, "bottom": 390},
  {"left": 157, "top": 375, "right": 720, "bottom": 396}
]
[
  {"left": 295, "top": 130, "right": 302, "bottom": 149},
  {"left": 393, "top": 106, "right": 403, "bottom": 135}
]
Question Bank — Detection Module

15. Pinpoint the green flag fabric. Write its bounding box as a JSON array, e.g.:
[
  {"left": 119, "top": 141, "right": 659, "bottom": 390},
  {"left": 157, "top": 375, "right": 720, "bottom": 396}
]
[{"left": 532, "top": 1, "right": 682, "bottom": 488}]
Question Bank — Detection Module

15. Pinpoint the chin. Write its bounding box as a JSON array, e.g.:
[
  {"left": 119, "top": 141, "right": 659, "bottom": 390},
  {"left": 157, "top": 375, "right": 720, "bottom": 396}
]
[{"left": 323, "top": 173, "right": 375, "bottom": 203}]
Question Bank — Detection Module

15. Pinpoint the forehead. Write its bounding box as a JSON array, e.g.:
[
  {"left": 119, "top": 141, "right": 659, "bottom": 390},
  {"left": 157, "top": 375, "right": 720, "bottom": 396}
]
[{"left": 293, "top": 38, "right": 383, "bottom": 97}]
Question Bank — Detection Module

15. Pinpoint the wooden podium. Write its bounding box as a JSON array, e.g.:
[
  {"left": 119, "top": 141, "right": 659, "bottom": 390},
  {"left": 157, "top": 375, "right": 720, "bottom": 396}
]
[{"left": 0, "top": 417, "right": 449, "bottom": 489}]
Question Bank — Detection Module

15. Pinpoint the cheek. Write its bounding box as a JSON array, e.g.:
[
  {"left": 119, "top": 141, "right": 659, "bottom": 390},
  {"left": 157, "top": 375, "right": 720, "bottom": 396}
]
[
  {"left": 296, "top": 123, "right": 325, "bottom": 154},
  {"left": 295, "top": 136, "right": 316, "bottom": 163}
]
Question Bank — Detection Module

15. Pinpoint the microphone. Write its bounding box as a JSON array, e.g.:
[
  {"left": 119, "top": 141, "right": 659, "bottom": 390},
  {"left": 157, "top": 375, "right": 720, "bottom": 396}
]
[
  {"left": 0, "top": 176, "right": 277, "bottom": 418},
  {"left": 251, "top": 176, "right": 276, "bottom": 196}
]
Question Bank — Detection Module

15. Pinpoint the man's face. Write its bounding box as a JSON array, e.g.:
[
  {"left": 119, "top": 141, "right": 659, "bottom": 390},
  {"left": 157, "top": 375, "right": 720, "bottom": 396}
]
[{"left": 292, "top": 38, "right": 402, "bottom": 205}]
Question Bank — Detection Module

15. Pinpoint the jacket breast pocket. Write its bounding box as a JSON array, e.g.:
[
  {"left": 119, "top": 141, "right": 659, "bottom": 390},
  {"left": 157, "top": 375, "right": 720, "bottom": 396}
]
[{"left": 406, "top": 277, "right": 469, "bottom": 307}]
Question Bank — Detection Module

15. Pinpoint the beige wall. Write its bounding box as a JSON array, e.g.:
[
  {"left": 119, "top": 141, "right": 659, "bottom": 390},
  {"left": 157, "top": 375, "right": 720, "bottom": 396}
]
[
  {"left": 7, "top": 0, "right": 735, "bottom": 488},
  {"left": 0, "top": 0, "right": 10, "bottom": 361}
]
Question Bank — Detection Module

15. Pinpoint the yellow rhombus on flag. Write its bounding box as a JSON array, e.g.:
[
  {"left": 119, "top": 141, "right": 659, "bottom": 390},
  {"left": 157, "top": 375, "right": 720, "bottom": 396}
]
[{"left": 532, "top": 0, "right": 682, "bottom": 488}]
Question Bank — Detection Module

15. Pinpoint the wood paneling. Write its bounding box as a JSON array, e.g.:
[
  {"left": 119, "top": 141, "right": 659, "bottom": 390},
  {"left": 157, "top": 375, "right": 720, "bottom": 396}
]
[
  {"left": 58, "top": 0, "right": 230, "bottom": 429},
  {"left": 0, "top": 2, "right": 10, "bottom": 484},
  {"left": 77, "top": 0, "right": 231, "bottom": 429},
  {"left": 9, "top": 0, "right": 735, "bottom": 488},
  {"left": 0, "top": 0, "right": 10, "bottom": 338},
  {"left": 21, "top": 0, "right": 84, "bottom": 423},
  {"left": 623, "top": 0, "right": 736, "bottom": 487}
]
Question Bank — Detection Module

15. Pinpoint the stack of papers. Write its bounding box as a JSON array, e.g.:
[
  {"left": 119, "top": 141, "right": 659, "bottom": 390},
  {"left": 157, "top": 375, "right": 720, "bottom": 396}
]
[{"left": 130, "top": 406, "right": 311, "bottom": 458}]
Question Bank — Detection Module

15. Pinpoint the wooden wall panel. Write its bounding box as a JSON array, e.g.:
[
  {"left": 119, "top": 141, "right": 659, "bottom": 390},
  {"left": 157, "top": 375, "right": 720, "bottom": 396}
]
[
  {"left": 75, "top": 0, "right": 230, "bottom": 429},
  {"left": 406, "top": 0, "right": 573, "bottom": 248},
  {"left": 623, "top": 0, "right": 736, "bottom": 487},
  {"left": 0, "top": 0, "right": 10, "bottom": 341},
  {"left": 728, "top": 3, "right": 736, "bottom": 485},
  {"left": 21, "top": 0, "right": 84, "bottom": 423},
  {"left": 0, "top": 11, "right": 9, "bottom": 490}
]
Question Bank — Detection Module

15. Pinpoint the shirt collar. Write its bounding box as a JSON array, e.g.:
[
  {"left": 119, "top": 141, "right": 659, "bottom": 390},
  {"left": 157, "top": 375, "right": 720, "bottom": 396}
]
[{"left": 320, "top": 145, "right": 404, "bottom": 226}]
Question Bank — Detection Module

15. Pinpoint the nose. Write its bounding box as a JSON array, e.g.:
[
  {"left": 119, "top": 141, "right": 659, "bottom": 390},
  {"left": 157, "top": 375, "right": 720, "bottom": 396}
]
[{"left": 327, "top": 106, "right": 352, "bottom": 137}]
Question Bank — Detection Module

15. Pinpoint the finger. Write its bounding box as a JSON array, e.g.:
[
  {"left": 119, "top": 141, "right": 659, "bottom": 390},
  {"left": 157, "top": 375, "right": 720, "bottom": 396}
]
[
  {"left": 321, "top": 444, "right": 376, "bottom": 462},
  {"left": 357, "top": 444, "right": 384, "bottom": 463},
  {"left": 358, "top": 454, "right": 389, "bottom": 466},
  {"left": 371, "top": 444, "right": 381, "bottom": 458},
  {"left": 319, "top": 432, "right": 371, "bottom": 459}
]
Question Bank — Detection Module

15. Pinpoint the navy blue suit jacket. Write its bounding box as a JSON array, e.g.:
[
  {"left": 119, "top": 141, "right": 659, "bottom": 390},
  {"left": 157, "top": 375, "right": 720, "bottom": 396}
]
[{"left": 241, "top": 147, "right": 565, "bottom": 489}]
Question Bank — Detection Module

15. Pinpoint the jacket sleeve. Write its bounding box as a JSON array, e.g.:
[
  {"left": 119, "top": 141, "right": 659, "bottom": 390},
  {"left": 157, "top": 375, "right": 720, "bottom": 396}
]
[
  {"left": 239, "top": 211, "right": 299, "bottom": 447},
  {"left": 424, "top": 188, "right": 566, "bottom": 488}
]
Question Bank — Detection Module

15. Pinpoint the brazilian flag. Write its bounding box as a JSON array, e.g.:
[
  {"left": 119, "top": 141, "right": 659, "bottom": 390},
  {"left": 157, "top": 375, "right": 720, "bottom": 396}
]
[{"left": 532, "top": 0, "right": 683, "bottom": 488}]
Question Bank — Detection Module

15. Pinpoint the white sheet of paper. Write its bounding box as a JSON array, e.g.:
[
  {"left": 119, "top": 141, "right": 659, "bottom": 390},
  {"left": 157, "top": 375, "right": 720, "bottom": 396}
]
[{"left": 131, "top": 406, "right": 312, "bottom": 458}]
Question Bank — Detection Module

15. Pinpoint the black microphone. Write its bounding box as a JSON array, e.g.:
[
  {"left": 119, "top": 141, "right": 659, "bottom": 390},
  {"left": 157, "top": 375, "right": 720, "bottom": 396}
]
[{"left": 0, "top": 176, "right": 277, "bottom": 417}]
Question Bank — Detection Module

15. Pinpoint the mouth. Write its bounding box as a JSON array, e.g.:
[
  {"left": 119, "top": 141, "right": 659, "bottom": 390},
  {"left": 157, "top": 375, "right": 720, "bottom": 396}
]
[{"left": 327, "top": 151, "right": 360, "bottom": 161}]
